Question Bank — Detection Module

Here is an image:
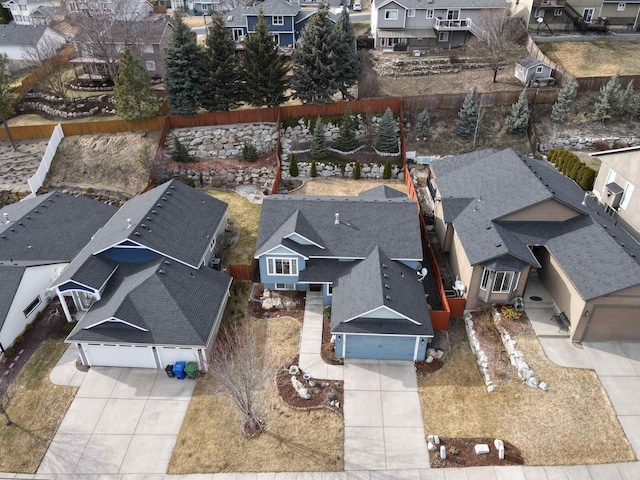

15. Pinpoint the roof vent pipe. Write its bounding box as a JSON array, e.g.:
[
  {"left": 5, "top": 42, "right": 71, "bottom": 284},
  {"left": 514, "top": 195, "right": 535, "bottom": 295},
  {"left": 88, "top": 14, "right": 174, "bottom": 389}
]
[
  {"left": 335, "top": 213, "right": 340, "bottom": 225},
  {"left": 2, "top": 213, "right": 8, "bottom": 223},
  {"left": 127, "top": 218, "right": 132, "bottom": 229}
]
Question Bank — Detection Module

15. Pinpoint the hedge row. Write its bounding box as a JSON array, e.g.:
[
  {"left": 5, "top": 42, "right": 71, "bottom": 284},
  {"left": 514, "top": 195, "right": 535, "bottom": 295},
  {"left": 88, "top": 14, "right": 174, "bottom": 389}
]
[{"left": 547, "top": 149, "right": 596, "bottom": 191}]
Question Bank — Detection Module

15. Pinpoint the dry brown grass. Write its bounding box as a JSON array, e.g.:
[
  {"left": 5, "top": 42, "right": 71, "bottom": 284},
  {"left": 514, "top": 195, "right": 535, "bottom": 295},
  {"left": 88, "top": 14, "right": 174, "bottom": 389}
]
[
  {"left": 206, "top": 189, "right": 262, "bottom": 265},
  {"left": 419, "top": 317, "right": 635, "bottom": 466},
  {"left": 290, "top": 178, "right": 408, "bottom": 197},
  {"left": 7, "top": 113, "right": 120, "bottom": 127},
  {"left": 0, "top": 337, "right": 77, "bottom": 473},
  {"left": 182, "top": 15, "right": 210, "bottom": 28},
  {"left": 539, "top": 41, "right": 640, "bottom": 77},
  {"left": 169, "top": 285, "right": 344, "bottom": 473}
]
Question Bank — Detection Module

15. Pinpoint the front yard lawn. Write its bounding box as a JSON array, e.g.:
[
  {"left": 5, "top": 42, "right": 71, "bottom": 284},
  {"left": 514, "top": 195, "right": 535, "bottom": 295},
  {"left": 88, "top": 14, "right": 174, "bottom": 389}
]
[
  {"left": 169, "top": 284, "right": 344, "bottom": 473},
  {"left": 0, "top": 336, "right": 77, "bottom": 473},
  {"left": 419, "top": 316, "right": 635, "bottom": 466}
]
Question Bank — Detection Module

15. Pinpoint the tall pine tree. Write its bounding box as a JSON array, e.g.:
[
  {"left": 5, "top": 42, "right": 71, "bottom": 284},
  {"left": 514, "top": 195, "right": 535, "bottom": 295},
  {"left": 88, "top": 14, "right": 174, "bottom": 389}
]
[
  {"left": 551, "top": 76, "right": 576, "bottom": 123},
  {"left": 455, "top": 87, "right": 479, "bottom": 139},
  {"left": 507, "top": 88, "right": 529, "bottom": 136},
  {"left": 592, "top": 71, "right": 623, "bottom": 122},
  {"left": 291, "top": 4, "right": 339, "bottom": 104},
  {"left": 310, "top": 117, "right": 329, "bottom": 160},
  {"left": 337, "top": 107, "right": 358, "bottom": 152},
  {"left": 376, "top": 108, "right": 399, "bottom": 154},
  {"left": 333, "top": 7, "right": 363, "bottom": 100},
  {"left": 165, "top": 12, "right": 204, "bottom": 116},
  {"left": 243, "top": 12, "right": 289, "bottom": 107},
  {"left": 202, "top": 11, "right": 242, "bottom": 111},
  {"left": 114, "top": 47, "right": 159, "bottom": 122}
]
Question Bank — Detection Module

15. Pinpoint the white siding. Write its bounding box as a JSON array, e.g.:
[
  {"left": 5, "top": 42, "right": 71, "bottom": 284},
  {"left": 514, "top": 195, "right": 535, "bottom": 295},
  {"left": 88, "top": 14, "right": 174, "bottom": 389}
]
[{"left": 157, "top": 346, "right": 200, "bottom": 368}]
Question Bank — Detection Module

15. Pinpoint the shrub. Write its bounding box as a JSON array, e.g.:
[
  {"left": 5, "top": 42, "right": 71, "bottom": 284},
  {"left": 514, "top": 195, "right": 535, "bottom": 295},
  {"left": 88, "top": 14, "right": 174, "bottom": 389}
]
[
  {"left": 383, "top": 161, "right": 392, "bottom": 179},
  {"left": 501, "top": 305, "right": 523, "bottom": 321},
  {"left": 25, "top": 323, "right": 34, "bottom": 331},
  {"left": 337, "top": 107, "right": 358, "bottom": 152},
  {"left": 86, "top": 187, "right": 94, "bottom": 194},
  {"left": 310, "top": 160, "right": 318, "bottom": 178},
  {"left": 15, "top": 335, "right": 24, "bottom": 344},
  {"left": 4, "top": 346, "right": 15, "bottom": 358},
  {"left": 62, "top": 321, "right": 78, "bottom": 335},
  {"left": 310, "top": 118, "right": 329, "bottom": 161},
  {"left": 579, "top": 168, "right": 596, "bottom": 190},
  {"left": 353, "top": 161, "right": 361, "bottom": 180},
  {"left": 323, "top": 305, "right": 332, "bottom": 318},
  {"left": 171, "top": 137, "right": 192, "bottom": 163},
  {"left": 455, "top": 86, "right": 479, "bottom": 139},
  {"left": 289, "top": 153, "right": 299, "bottom": 177},
  {"left": 242, "top": 142, "right": 258, "bottom": 162}
]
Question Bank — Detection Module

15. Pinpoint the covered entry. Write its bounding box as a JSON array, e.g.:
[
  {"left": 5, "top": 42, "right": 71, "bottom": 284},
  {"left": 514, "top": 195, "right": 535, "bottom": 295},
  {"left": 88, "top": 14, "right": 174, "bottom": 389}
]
[{"left": 344, "top": 334, "right": 417, "bottom": 360}]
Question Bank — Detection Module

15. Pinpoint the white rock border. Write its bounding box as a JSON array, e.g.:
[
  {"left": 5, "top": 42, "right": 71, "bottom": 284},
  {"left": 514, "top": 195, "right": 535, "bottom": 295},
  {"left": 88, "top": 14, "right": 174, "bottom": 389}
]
[{"left": 463, "top": 313, "right": 496, "bottom": 393}]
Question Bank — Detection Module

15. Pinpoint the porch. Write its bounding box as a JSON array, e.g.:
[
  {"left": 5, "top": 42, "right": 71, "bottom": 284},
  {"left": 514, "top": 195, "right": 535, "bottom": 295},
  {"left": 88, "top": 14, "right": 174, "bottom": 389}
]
[{"left": 522, "top": 271, "right": 569, "bottom": 338}]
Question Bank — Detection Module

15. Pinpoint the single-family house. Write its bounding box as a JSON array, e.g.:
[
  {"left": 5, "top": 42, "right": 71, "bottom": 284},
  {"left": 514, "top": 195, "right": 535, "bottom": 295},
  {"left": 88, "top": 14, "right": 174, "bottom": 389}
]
[
  {"left": 1, "top": 0, "right": 59, "bottom": 25},
  {"left": 0, "top": 193, "right": 117, "bottom": 355},
  {"left": 370, "top": 0, "right": 507, "bottom": 50},
  {"left": 50, "top": 180, "right": 232, "bottom": 370},
  {"left": 254, "top": 185, "right": 435, "bottom": 361},
  {"left": 514, "top": 56, "right": 554, "bottom": 86},
  {"left": 71, "top": 16, "right": 172, "bottom": 79},
  {"left": 0, "top": 23, "right": 66, "bottom": 64},
  {"left": 65, "top": 0, "right": 153, "bottom": 18},
  {"left": 428, "top": 148, "right": 640, "bottom": 343},
  {"left": 591, "top": 146, "right": 640, "bottom": 242},
  {"left": 30, "top": 5, "right": 65, "bottom": 25},
  {"left": 224, "top": 0, "right": 335, "bottom": 52},
  {"left": 170, "top": 0, "right": 222, "bottom": 14}
]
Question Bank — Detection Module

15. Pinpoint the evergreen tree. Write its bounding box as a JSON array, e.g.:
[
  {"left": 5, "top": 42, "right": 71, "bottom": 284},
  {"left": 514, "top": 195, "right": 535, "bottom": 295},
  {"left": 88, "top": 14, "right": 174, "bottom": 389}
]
[
  {"left": 310, "top": 117, "right": 329, "bottom": 160},
  {"left": 415, "top": 108, "right": 431, "bottom": 140},
  {"left": 202, "top": 11, "right": 241, "bottom": 112},
  {"left": 592, "top": 71, "right": 623, "bottom": 122},
  {"left": 455, "top": 87, "right": 479, "bottom": 139},
  {"left": 622, "top": 80, "right": 635, "bottom": 114},
  {"left": 172, "top": 137, "right": 191, "bottom": 163},
  {"left": 165, "top": 12, "right": 204, "bottom": 116},
  {"left": 353, "top": 161, "right": 361, "bottom": 179},
  {"left": 551, "top": 76, "right": 576, "bottom": 123},
  {"left": 289, "top": 153, "right": 299, "bottom": 177},
  {"left": 382, "top": 161, "right": 392, "bottom": 179},
  {"left": 291, "top": 4, "right": 339, "bottom": 104},
  {"left": 310, "top": 160, "right": 318, "bottom": 177},
  {"left": 337, "top": 107, "right": 358, "bottom": 152},
  {"left": 243, "top": 12, "right": 289, "bottom": 107},
  {"left": 114, "top": 47, "right": 159, "bottom": 122},
  {"left": 333, "top": 7, "right": 363, "bottom": 100},
  {"left": 376, "top": 108, "right": 398, "bottom": 154},
  {"left": 507, "top": 88, "right": 529, "bottom": 136},
  {"left": 635, "top": 93, "right": 640, "bottom": 120}
]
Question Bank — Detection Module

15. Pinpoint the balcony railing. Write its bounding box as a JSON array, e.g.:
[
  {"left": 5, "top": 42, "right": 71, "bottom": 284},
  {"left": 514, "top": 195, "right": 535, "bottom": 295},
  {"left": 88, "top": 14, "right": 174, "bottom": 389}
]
[
  {"left": 532, "top": 0, "right": 566, "bottom": 8},
  {"left": 433, "top": 17, "right": 473, "bottom": 31}
]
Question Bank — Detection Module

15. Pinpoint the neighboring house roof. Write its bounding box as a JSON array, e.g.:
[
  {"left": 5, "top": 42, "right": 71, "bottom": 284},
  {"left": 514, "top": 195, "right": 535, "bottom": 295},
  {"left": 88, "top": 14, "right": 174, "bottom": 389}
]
[
  {"left": 255, "top": 187, "right": 422, "bottom": 260},
  {"left": 331, "top": 246, "right": 433, "bottom": 335},
  {"left": 358, "top": 184, "right": 408, "bottom": 199},
  {"left": 295, "top": 9, "right": 337, "bottom": 23},
  {"left": 226, "top": 0, "right": 300, "bottom": 24},
  {"left": 516, "top": 56, "right": 548, "bottom": 70},
  {"left": 73, "top": 16, "right": 172, "bottom": 45},
  {"left": 375, "top": 0, "right": 507, "bottom": 10},
  {"left": 431, "top": 148, "right": 640, "bottom": 300},
  {"left": 0, "top": 266, "right": 28, "bottom": 333},
  {"left": 67, "top": 257, "right": 232, "bottom": 347},
  {"left": 31, "top": 5, "right": 65, "bottom": 16},
  {"left": 52, "top": 180, "right": 228, "bottom": 287},
  {"left": 0, "top": 23, "right": 52, "bottom": 46}
]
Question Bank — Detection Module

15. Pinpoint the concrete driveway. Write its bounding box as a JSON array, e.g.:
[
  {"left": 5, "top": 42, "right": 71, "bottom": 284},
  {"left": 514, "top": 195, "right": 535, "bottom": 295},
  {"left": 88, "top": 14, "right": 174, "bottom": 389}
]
[{"left": 39, "top": 354, "right": 195, "bottom": 475}]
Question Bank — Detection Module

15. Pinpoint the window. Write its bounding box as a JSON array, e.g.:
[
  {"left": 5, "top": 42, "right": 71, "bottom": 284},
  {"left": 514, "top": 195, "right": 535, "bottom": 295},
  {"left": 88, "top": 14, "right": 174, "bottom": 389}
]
[
  {"left": 145, "top": 60, "right": 156, "bottom": 71},
  {"left": 115, "top": 44, "right": 125, "bottom": 53},
  {"left": 272, "top": 15, "right": 284, "bottom": 25},
  {"left": 438, "top": 31, "right": 449, "bottom": 42},
  {"left": 380, "top": 37, "right": 406, "bottom": 47},
  {"left": 267, "top": 258, "right": 298, "bottom": 276},
  {"left": 426, "top": 9, "right": 434, "bottom": 19},
  {"left": 605, "top": 169, "right": 617, "bottom": 186},
  {"left": 232, "top": 28, "right": 244, "bottom": 40},
  {"left": 142, "top": 44, "right": 154, "bottom": 54},
  {"left": 620, "top": 183, "right": 635, "bottom": 209},
  {"left": 618, "top": 2, "right": 626, "bottom": 11},
  {"left": 20, "top": 4, "right": 27, "bottom": 11},
  {"left": 275, "top": 283, "right": 295, "bottom": 290},
  {"left": 583, "top": 8, "right": 594, "bottom": 23},
  {"left": 480, "top": 268, "right": 491, "bottom": 291},
  {"left": 328, "top": 283, "right": 333, "bottom": 296},
  {"left": 446, "top": 9, "right": 460, "bottom": 20},
  {"left": 272, "top": 33, "right": 280, "bottom": 45},
  {"left": 407, "top": 8, "right": 415, "bottom": 17},
  {"left": 14, "top": 14, "right": 22, "bottom": 21},
  {"left": 384, "top": 9, "right": 398, "bottom": 20},
  {"left": 534, "top": 8, "right": 542, "bottom": 18},
  {"left": 536, "top": 66, "right": 544, "bottom": 73},
  {"left": 554, "top": 9, "right": 563, "bottom": 16},
  {"left": 23, "top": 296, "right": 41, "bottom": 318},
  {"left": 493, "top": 271, "right": 515, "bottom": 293}
]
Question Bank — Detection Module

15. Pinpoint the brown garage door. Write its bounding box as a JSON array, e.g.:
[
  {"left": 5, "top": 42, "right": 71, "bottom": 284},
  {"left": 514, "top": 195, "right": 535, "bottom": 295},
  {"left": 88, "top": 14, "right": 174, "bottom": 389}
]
[{"left": 582, "top": 306, "right": 640, "bottom": 342}]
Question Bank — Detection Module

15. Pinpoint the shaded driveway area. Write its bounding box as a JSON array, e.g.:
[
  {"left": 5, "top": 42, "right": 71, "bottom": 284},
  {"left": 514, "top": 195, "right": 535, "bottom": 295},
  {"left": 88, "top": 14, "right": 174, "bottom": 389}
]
[{"left": 39, "top": 348, "right": 195, "bottom": 475}]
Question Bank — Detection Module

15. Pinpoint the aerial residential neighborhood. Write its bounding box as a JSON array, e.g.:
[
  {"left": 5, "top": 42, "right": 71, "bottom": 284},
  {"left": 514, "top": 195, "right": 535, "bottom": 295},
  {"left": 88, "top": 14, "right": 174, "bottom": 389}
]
[{"left": 1, "top": 0, "right": 640, "bottom": 477}]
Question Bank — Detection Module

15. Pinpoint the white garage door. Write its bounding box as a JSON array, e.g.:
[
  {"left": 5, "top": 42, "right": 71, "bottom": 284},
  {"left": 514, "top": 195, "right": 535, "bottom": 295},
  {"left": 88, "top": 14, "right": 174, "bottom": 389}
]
[
  {"left": 82, "top": 344, "right": 158, "bottom": 368},
  {"left": 582, "top": 307, "right": 640, "bottom": 342}
]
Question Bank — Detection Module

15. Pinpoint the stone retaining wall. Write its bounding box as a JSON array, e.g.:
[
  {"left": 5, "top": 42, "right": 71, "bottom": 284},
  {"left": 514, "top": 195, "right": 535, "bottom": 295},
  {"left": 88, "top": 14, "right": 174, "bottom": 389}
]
[
  {"left": 539, "top": 136, "right": 640, "bottom": 153},
  {"left": 167, "top": 123, "right": 278, "bottom": 160},
  {"left": 281, "top": 160, "right": 403, "bottom": 180},
  {"left": 170, "top": 165, "right": 277, "bottom": 189}
]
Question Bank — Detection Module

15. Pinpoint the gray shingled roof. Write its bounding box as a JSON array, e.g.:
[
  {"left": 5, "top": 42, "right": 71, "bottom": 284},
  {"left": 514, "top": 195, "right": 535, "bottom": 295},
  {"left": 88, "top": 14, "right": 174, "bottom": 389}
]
[
  {"left": 298, "top": 259, "right": 352, "bottom": 283},
  {"left": 255, "top": 188, "right": 422, "bottom": 260},
  {"left": 358, "top": 185, "right": 407, "bottom": 199},
  {"left": 376, "top": 0, "right": 506, "bottom": 10},
  {"left": 67, "top": 258, "right": 232, "bottom": 347},
  {"left": 331, "top": 246, "right": 433, "bottom": 335},
  {"left": 432, "top": 149, "right": 640, "bottom": 300},
  {"left": 0, "top": 266, "right": 27, "bottom": 332},
  {"left": 0, "top": 23, "right": 49, "bottom": 46},
  {"left": 0, "top": 193, "right": 117, "bottom": 265},
  {"left": 225, "top": 0, "right": 300, "bottom": 27},
  {"left": 516, "top": 56, "right": 547, "bottom": 69}
]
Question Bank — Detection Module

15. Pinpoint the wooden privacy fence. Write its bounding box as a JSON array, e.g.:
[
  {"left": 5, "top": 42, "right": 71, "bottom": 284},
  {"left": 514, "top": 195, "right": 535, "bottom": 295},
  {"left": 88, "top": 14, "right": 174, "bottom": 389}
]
[
  {"left": 226, "top": 259, "right": 257, "bottom": 282},
  {"left": 576, "top": 75, "right": 640, "bottom": 92}
]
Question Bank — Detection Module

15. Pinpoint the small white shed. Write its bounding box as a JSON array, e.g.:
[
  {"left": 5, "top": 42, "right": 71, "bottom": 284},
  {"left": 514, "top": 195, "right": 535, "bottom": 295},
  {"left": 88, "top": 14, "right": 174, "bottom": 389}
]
[{"left": 515, "top": 56, "right": 554, "bottom": 86}]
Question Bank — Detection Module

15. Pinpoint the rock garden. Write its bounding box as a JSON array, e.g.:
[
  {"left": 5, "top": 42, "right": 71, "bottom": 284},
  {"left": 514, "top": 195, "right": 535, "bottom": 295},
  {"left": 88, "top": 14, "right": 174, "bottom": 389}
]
[{"left": 17, "top": 91, "right": 116, "bottom": 119}]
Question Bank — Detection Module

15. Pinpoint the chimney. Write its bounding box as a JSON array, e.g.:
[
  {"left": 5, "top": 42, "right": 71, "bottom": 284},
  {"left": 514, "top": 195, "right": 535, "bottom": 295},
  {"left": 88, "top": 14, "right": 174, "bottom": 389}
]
[{"left": 335, "top": 213, "right": 340, "bottom": 225}]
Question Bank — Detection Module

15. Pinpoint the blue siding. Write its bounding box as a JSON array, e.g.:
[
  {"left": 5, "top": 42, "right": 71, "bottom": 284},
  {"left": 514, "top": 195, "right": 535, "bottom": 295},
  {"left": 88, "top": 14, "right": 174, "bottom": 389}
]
[
  {"left": 100, "top": 248, "right": 160, "bottom": 263},
  {"left": 247, "top": 15, "right": 294, "bottom": 32},
  {"left": 417, "top": 336, "right": 428, "bottom": 360},
  {"left": 257, "top": 253, "right": 306, "bottom": 285},
  {"left": 323, "top": 284, "right": 333, "bottom": 306}
]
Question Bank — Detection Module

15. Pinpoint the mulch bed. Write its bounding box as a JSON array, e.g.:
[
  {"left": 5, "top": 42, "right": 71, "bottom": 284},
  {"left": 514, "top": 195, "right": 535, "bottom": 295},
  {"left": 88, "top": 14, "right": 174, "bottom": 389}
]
[
  {"left": 471, "top": 311, "right": 516, "bottom": 386},
  {"left": 321, "top": 316, "right": 343, "bottom": 366},
  {"left": 495, "top": 305, "right": 535, "bottom": 337},
  {"left": 414, "top": 358, "right": 443, "bottom": 375},
  {"left": 248, "top": 284, "right": 306, "bottom": 322},
  {"left": 429, "top": 437, "right": 524, "bottom": 468},
  {"left": 275, "top": 355, "right": 343, "bottom": 416},
  {"left": 0, "top": 297, "right": 70, "bottom": 395}
]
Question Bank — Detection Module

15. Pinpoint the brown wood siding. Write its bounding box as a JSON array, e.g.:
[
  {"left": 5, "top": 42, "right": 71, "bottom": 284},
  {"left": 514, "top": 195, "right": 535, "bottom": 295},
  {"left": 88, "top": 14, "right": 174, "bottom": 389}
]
[{"left": 498, "top": 199, "right": 582, "bottom": 222}]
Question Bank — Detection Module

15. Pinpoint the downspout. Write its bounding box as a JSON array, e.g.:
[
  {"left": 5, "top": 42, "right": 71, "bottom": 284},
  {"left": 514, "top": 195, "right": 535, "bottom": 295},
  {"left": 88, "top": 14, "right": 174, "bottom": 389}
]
[
  {"left": 0, "top": 341, "right": 4, "bottom": 354},
  {"left": 634, "top": 6, "right": 639, "bottom": 30}
]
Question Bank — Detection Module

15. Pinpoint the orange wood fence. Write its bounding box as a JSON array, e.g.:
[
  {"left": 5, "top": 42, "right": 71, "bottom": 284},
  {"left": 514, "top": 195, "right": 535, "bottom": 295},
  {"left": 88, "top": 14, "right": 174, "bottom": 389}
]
[{"left": 226, "top": 259, "right": 257, "bottom": 282}]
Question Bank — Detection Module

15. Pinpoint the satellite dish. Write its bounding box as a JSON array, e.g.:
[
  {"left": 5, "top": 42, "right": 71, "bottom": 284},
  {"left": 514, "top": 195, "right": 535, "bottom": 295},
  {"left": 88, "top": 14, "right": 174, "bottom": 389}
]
[
  {"left": 537, "top": 17, "right": 544, "bottom": 23},
  {"left": 417, "top": 267, "right": 428, "bottom": 282}
]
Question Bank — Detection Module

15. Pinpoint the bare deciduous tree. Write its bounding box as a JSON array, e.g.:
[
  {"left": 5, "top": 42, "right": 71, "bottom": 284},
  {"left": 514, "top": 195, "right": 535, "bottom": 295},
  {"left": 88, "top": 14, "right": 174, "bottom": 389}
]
[
  {"left": 22, "top": 38, "right": 70, "bottom": 98},
  {"left": 0, "top": 384, "right": 19, "bottom": 427},
  {"left": 207, "top": 322, "right": 273, "bottom": 437},
  {"left": 469, "top": 9, "right": 527, "bottom": 83}
]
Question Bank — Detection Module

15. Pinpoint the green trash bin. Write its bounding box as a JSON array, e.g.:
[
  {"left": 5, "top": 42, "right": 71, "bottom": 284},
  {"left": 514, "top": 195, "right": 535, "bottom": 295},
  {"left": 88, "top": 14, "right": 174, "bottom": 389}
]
[{"left": 184, "top": 362, "right": 198, "bottom": 379}]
